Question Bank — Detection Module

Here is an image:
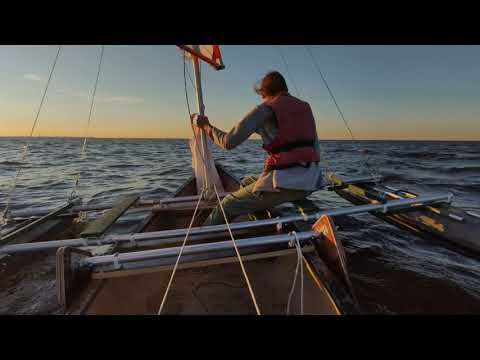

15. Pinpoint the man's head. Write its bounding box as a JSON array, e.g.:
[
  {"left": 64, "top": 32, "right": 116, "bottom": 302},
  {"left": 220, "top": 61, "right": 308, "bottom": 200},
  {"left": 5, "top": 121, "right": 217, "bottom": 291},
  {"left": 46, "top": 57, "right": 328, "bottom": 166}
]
[{"left": 254, "top": 71, "right": 289, "bottom": 100}]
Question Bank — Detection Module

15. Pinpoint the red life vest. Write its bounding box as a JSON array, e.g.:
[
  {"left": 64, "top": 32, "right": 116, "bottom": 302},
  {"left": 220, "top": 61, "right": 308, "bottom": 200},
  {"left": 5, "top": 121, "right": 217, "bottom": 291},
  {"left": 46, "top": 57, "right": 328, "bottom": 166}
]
[{"left": 262, "top": 93, "right": 320, "bottom": 170}]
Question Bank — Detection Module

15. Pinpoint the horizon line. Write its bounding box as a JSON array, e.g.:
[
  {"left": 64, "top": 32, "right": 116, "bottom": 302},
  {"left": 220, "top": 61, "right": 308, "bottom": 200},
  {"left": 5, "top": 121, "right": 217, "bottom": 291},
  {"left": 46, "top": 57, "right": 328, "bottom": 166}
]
[{"left": 0, "top": 136, "right": 479, "bottom": 142}]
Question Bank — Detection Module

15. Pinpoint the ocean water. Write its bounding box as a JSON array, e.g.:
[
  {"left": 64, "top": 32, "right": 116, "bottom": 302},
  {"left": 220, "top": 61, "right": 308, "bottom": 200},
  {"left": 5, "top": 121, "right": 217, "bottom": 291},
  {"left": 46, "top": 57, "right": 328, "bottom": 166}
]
[{"left": 1, "top": 137, "right": 479, "bottom": 314}]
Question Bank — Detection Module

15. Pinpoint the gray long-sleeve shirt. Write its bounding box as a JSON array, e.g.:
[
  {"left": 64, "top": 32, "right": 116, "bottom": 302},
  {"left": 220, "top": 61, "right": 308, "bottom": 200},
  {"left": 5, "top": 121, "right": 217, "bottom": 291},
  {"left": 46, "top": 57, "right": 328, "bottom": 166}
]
[{"left": 205, "top": 103, "right": 324, "bottom": 193}]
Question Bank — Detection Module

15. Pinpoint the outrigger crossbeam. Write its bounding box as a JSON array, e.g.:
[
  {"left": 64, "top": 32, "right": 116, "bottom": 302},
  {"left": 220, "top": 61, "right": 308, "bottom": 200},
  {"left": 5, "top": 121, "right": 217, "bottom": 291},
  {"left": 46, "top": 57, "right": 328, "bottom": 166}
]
[
  {"left": 0, "top": 200, "right": 78, "bottom": 244},
  {"left": 0, "top": 192, "right": 453, "bottom": 255},
  {"left": 79, "top": 231, "right": 318, "bottom": 272},
  {"left": 7, "top": 193, "right": 228, "bottom": 220}
]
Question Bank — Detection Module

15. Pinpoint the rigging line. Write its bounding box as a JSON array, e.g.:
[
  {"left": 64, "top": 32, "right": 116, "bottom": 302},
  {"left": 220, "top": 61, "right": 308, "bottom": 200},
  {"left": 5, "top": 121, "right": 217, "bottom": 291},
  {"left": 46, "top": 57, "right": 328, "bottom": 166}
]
[
  {"left": 28, "top": 45, "right": 62, "bottom": 138},
  {"left": 184, "top": 60, "right": 196, "bottom": 91},
  {"left": 304, "top": 46, "right": 380, "bottom": 179},
  {"left": 212, "top": 183, "right": 261, "bottom": 315},
  {"left": 183, "top": 51, "right": 193, "bottom": 116},
  {"left": 286, "top": 231, "right": 304, "bottom": 315},
  {"left": 304, "top": 46, "right": 356, "bottom": 141},
  {"left": 179, "top": 54, "right": 209, "bottom": 218},
  {"left": 277, "top": 46, "right": 302, "bottom": 98},
  {"left": 157, "top": 188, "right": 206, "bottom": 315},
  {"left": 72, "top": 45, "right": 105, "bottom": 198},
  {"left": 82, "top": 45, "right": 104, "bottom": 156},
  {"left": 2, "top": 45, "right": 62, "bottom": 220}
]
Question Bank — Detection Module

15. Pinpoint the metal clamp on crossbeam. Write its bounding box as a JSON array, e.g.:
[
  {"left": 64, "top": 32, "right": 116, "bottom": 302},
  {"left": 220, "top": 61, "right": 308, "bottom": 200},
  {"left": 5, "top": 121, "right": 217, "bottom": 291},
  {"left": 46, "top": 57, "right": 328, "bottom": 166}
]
[
  {"left": 326, "top": 174, "right": 382, "bottom": 191},
  {"left": 78, "top": 230, "right": 319, "bottom": 273}
]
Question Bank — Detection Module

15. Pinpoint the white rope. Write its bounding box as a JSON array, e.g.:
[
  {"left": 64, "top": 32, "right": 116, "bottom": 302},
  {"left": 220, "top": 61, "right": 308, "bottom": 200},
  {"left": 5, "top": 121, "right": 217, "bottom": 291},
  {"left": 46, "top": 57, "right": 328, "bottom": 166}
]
[
  {"left": 158, "top": 51, "right": 255, "bottom": 314},
  {"left": 212, "top": 183, "right": 261, "bottom": 315},
  {"left": 157, "top": 188, "right": 206, "bottom": 315},
  {"left": 286, "top": 231, "right": 304, "bottom": 315}
]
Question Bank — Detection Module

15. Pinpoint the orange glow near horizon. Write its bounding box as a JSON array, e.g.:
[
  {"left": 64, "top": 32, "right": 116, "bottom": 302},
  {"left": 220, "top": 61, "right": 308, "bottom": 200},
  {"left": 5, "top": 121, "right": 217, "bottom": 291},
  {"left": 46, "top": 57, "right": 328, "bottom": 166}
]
[{"left": 1, "top": 45, "right": 479, "bottom": 141}]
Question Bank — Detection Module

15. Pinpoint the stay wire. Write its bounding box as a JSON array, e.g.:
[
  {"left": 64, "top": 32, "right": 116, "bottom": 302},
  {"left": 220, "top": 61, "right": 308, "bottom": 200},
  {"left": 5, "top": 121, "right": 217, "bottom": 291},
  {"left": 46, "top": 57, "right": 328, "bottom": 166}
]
[
  {"left": 304, "top": 45, "right": 380, "bottom": 180},
  {"left": 275, "top": 47, "right": 335, "bottom": 183},
  {"left": 185, "top": 64, "right": 196, "bottom": 92},
  {"left": 277, "top": 46, "right": 302, "bottom": 98},
  {"left": 29, "top": 45, "right": 62, "bottom": 138},
  {"left": 71, "top": 45, "right": 105, "bottom": 199},
  {"left": 2, "top": 45, "right": 62, "bottom": 222}
]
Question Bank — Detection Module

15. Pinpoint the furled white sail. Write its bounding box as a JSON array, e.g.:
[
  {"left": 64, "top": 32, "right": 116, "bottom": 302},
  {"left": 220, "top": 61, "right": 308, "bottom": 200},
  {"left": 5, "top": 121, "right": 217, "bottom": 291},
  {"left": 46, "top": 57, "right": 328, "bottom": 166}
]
[
  {"left": 190, "top": 126, "right": 224, "bottom": 196},
  {"left": 179, "top": 45, "right": 226, "bottom": 196}
]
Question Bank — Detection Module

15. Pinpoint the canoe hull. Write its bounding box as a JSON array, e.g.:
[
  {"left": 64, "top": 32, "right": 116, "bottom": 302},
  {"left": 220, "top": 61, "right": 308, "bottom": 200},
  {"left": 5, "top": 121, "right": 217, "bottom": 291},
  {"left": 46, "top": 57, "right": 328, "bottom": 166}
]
[
  {"left": 329, "top": 175, "right": 480, "bottom": 255},
  {"left": 61, "top": 165, "right": 358, "bottom": 315}
]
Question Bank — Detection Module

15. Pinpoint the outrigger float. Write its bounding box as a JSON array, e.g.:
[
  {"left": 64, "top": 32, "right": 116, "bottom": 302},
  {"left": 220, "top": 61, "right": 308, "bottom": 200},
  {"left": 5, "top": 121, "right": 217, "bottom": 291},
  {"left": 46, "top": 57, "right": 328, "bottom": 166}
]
[{"left": 1, "top": 45, "right": 479, "bottom": 315}]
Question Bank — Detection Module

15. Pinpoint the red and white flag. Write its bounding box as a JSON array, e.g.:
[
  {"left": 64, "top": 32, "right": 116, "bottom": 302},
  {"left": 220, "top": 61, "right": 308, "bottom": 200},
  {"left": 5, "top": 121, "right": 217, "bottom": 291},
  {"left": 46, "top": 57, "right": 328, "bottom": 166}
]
[{"left": 178, "top": 45, "right": 225, "bottom": 70}]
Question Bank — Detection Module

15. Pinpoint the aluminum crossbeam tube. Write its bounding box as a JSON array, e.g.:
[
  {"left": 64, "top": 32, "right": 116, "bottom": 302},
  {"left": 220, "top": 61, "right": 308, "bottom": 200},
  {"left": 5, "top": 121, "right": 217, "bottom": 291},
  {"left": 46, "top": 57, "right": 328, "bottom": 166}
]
[
  {"left": 139, "top": 193, "right": 226, "bottom": 205},
  {"left": 11, "top": 204, "right": 115, "bottom": 218},
  {"left": 9, "top": 194, "right": 226, "bottom": 219},
  {"left": 466, "top": 211, "right": 480, "bottom": 219},
  {"left": 80, "top": 230, "right": 318, "bottom": 269},
  {"left": 10, "top": 175, "right": 384, "bottom": 218},
  {"left": 0, "top": 192, "right": 453, "bottom": 255},
  {"left": 0, "top": 201, "right": 75, "bottom": 242}
]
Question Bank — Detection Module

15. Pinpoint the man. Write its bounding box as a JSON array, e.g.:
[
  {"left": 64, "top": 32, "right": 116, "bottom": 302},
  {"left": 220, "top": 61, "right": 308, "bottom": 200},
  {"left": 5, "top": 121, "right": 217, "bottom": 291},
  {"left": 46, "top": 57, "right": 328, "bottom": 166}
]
[{"left": 191, "top": 71, "right": 323, "bottom": 226}]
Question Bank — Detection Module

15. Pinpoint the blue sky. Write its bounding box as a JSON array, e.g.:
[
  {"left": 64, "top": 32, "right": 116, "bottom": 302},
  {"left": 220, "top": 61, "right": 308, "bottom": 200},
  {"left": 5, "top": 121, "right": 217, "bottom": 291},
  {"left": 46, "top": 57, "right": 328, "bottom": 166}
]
[{"left": 0, "top": 45, "right": 479, "bottom": 140}]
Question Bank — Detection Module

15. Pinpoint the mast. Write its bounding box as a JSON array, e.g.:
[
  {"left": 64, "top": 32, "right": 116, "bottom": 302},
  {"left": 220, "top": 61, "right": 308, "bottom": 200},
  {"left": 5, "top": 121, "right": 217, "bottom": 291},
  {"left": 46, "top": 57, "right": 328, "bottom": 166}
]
[
  {"left": 191, "top": 55, "right": 210, "bottom": 191},
  {"left": 180, "top": 45, "right": 225, "bottom": 196}
]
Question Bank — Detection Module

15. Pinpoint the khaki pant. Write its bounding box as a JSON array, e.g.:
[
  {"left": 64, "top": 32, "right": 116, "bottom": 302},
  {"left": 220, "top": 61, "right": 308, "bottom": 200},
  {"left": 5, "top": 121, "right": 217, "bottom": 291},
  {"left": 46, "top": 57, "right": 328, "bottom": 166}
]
[{"left": 204, "top": 176, "right": 317, "bottom": 226}]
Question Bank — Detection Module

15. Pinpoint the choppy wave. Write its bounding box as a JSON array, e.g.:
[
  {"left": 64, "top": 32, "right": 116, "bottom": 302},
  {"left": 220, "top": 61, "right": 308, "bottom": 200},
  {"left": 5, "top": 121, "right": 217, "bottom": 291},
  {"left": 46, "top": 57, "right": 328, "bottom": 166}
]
[
  {"left": 438, "top": 166, "right": 480, "bottom": 175},
  {"left": 0, "top": 137, "right": 479, "bottom": 314},
  {"left": 392, "top": 151, "right": 442, "bottom": 159},
  {"left": 0, "top": 161, "right": 24, "bottom": 166}
]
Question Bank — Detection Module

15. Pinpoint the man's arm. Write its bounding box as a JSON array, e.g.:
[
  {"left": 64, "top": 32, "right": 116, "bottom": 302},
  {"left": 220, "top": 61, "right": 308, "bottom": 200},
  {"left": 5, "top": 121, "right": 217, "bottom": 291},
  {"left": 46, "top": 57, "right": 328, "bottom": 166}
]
[{"left": 194, "top": 105, "right": 272, "bottom": 150}]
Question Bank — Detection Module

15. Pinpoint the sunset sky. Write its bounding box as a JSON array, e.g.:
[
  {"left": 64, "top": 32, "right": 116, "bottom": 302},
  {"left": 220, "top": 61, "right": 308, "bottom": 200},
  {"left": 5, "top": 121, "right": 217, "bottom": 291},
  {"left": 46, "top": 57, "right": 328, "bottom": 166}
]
[{"left": 0, "top": 45, "right": 479, "bottom": 140}]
